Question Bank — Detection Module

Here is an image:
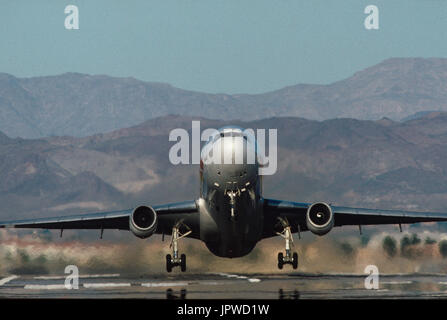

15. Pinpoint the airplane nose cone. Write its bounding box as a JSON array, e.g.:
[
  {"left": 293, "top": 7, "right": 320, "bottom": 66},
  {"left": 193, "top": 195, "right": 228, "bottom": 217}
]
[
  {"left": 201, "top": 131, "right": 259, "bottom": 190},
  {"left": 212, "top": 136, "right": 256, "bottom": 165}
]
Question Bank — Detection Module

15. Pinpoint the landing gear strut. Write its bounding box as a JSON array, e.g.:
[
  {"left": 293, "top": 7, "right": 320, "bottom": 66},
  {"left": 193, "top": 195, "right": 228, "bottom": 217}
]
[
  {"left": 225, "top": 189, "right": 241, "bottom": 221},
  {"left": 276, "top": 219, "right": 298, "bottom": 270},
  {"left": 166, "top": 222, "right": 191, "bottom": 272}
]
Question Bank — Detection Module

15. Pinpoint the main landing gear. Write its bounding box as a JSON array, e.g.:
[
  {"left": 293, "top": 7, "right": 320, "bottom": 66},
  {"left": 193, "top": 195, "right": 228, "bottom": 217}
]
[
  {"left": 166, "top": 222, "right": 192, "bottom": 273},
  {"left": 276, "top": 219, "right": 298, "bottom": 270}
]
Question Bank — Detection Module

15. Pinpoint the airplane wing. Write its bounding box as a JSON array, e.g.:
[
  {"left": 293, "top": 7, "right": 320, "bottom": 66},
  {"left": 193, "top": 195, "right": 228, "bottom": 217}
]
[
  {"left": 0, "top": 200, "right": 199, "bottom": 239},
  {"left": 262, "top": 198, "right": 447, "bottom": 238}
]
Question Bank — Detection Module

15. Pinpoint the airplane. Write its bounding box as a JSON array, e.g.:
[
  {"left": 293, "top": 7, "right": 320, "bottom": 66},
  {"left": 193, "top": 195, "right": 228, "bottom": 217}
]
[{"left": 1, "top": 125, "right": 447, "bottom": 272}]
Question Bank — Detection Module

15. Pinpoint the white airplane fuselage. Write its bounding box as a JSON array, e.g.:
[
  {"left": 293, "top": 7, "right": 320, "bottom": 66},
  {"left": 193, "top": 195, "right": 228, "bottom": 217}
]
[{"left": 197, "top": 127, "right": 264, "bottom": 258}]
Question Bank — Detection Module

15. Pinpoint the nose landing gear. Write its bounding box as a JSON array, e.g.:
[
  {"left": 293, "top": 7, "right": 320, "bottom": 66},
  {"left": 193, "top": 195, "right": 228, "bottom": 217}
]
[
  {"left": 166, "top": 222, "right": 191, "bottom": 272},
  {"left": 276, "top": 219, "right": 298, "bottom": 270},
  {"left": 225, "top": 189, "right": 241, "bottom": 221}
]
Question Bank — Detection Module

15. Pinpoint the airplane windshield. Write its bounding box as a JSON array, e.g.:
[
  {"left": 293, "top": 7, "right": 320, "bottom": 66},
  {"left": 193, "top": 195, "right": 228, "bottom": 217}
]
[{"left": 213, "top": 131, "right": 247, "bottom": 142}]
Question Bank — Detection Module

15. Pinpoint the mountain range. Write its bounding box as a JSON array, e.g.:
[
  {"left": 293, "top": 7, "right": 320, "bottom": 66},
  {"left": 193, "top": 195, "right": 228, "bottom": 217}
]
[
  {"left": 2, "top": 113, "right": 447, "bottom": 226},
  {"left": 2, "top": 58, "right": 447, "bottom": 138}
]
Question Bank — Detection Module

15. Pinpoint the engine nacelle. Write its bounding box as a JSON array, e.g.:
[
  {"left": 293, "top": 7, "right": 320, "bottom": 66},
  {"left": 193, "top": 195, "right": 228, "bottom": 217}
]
[
  {"left": 306, "top": 202, "right": 334, "bottom": 236},
  {"left": 129, "top": 206, "right": 158, "bottom": 239}
]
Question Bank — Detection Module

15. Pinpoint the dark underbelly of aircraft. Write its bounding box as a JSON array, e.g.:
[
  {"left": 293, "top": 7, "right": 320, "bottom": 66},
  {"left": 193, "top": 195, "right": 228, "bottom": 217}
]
[
  {"left": 199, "top": 182, "right": 264, "bottom": 258},
  {"left": 205, "top": 236, "right": 257, "bottom": 258},
  {"left": 203, "top": 213, "right": 262, "bottom": 258}
]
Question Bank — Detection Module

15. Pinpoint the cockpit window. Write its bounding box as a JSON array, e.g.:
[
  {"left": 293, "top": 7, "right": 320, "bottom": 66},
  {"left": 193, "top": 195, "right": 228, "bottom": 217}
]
[{"left": 216, "top": 131, "right": 247, "bottom": 141}]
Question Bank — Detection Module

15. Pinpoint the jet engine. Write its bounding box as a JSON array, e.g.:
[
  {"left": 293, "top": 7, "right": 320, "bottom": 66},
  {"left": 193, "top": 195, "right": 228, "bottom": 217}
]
[
  {"left": 129, "top": 206, "right": 158, "bottom": 239},
  {"left": 306, "top": 202, "right": 334, "bottom": 236}
]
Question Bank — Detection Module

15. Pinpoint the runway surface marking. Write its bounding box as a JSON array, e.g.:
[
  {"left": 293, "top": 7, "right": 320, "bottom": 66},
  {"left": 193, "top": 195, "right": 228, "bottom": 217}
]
[
  {"left": 25, "top": 283, "right": 131, "bottom": 290},
  {"left": 83, "top": 283, "right": 131, "bottom": 289},
  {"left": 19, "top": 272, "right": 262, "bottom": 291},
  {"left": 142, "top": 282, "right": 189, "bottom": 287},
  {"left": 25, "top": 284, "right": 67, "bottom": 290},
  {"left": 34, "top": 274, "right": 120, "bottom": 280},
  {"left": 381, "top": 281, "right": 413, "bottom": 285},
  {"left": 0, "top": 275, "right": 19, "bottom": 286},
  {"left": 23, "top": 280, "right": 227, "bottom": 290},
  {"left": 213, "top": 272, "right": 261, "bottom": 283}
]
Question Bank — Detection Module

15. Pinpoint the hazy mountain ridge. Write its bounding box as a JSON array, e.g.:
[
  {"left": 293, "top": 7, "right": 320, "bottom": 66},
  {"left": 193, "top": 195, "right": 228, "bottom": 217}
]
[
  {"left": 2, "top": 113, "right": 447, "bottom": 224},
  {"left": 2, "top": 58, "right": 447, "bottom": 138}
]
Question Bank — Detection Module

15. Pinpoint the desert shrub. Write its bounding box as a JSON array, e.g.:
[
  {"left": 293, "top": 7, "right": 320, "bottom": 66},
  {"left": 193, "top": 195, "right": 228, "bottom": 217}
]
[
  {"left": 383, "top": 236, "right": 397, "bottom": 258},
  {"left": 360, "top": 235, "right": 370, "bottom": 247},
  {"left": 340, "top": 242, "right": 355, "bottom": 257},
  {"left": 439, "top": 240, "right": 447, "bottom": 258},
  {"left": 401, "top": 234, "right": 422, "bottom": 258}
]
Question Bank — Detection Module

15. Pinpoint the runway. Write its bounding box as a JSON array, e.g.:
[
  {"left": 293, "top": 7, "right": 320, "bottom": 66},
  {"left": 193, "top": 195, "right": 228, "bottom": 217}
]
[{"left": 2, "top": 272, "right": 447, "bottom": 299}]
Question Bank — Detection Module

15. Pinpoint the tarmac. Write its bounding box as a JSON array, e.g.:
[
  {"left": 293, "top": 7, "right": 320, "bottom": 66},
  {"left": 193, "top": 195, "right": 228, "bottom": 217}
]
[{"left": 2, "top": 271, "right": 447, "bottom": 299}]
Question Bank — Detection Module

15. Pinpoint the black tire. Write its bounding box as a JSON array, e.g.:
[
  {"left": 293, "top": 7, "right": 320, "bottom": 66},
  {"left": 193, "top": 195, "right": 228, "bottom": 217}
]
[
  {"left": 180, "top": 254, "right": 186, "bottom": 272},
  {"left": 277, "top": 252, "right": 284, "bottom": 269},
  {"left": 166, "top": 254, "right": 172, "bottom": 273},
  {"left": 292, "top": 252, "right": 298, "bottom": 269}
]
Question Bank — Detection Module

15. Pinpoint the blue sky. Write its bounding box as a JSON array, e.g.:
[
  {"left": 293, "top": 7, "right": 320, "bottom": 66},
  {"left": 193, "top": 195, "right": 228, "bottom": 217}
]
[{"left": 1, "top": 1, "right": 446, "bottom": 93}]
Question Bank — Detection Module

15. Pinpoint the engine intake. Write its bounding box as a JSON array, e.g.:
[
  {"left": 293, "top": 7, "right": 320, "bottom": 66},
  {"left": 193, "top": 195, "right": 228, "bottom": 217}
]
[
  {"left": 129, "top": 205, "right": 158, "bottom": 239},
  {"left": 306, "top": 202, "right": 334, "bottom": 236}
]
